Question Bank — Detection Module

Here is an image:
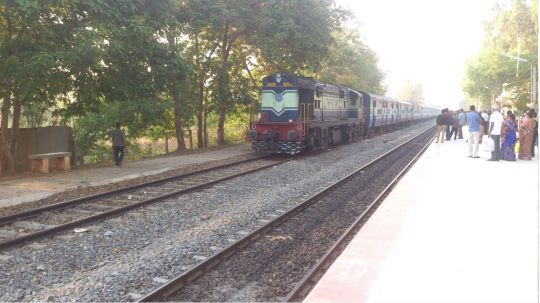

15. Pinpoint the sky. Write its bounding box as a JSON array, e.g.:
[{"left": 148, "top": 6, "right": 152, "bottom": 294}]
[{"left": 336, "top": 0, "right": 500, "bottom": 109}]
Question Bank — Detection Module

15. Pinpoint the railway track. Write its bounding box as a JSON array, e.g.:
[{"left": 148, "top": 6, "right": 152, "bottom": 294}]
[
  {"left": 139, "top": 127, "right": 436, "bottom": 302},
  {"left": 0, "top": 156, "right": 291, "bottom": 250}
]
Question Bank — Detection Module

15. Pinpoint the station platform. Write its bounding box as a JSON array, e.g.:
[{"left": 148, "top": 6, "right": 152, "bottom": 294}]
[
  {"left": 0, "top": 144, "right": 252, "bottom": 208},
  {"left": 305, "top": 134, "right": 539, "bottom": 303}
]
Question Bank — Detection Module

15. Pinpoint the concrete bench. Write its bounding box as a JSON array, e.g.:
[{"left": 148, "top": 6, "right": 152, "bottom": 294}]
[{"left": 28, "top": 152, "right": 71, "bottom": 173}]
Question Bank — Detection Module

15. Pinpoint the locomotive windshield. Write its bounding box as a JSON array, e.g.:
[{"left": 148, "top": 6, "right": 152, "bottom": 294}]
[{"left": 260, "top": 89, "right": 299, "bottom": 122}]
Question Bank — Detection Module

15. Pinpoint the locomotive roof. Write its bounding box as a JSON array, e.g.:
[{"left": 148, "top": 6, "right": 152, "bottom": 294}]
[
  {"left": 263, "top": 72, "right": 344, "bottom": 90},
  {"left": 264, "top": 73, "right": 430, "bottom": 106}
]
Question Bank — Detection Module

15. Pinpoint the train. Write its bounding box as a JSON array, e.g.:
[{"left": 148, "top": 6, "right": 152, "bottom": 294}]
[{"left": 249, "top": 72, "right": 439, "bottom": 154}]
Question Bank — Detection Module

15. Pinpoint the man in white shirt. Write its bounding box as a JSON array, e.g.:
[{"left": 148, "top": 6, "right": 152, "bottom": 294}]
[{"left": 488, "top": 105, "right": 504, "bottom": 161}]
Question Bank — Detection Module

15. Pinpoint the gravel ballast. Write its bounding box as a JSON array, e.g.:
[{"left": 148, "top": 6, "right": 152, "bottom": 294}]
[
  {"left": 0, "top": 121, "right": 433, "bottom": 302},
  {"left": 162, "top": 128, "right": 435, "bottom": 301}
]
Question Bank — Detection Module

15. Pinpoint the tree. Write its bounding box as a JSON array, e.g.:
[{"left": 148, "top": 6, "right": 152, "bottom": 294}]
[
  {"left": 254, "top": 0, "right": 347, "bottom": 74},
  {"left": 157, "top": 0, "right": 191, "bottom": 152},
  {"left": 462, "top": 0, "right": 537, "bottom": 112},
  {"left": 317, "top": 29, "right": 385, "bottom": 94},
  {"left": 397, "top": 80, "right": 424, "bottom": 104},
  {"left": 0, "top": 0, "right": 190, "bottom": 174},
  {"left": 0, "top": 0, "right": 379, "bottom": 174},
  {"left": 211, "top": 0, "right": 260, "bottom": 146},
  {"left": 182, "top": 0, "right": 347, "bottom": 146},
  {"left": 182, "top": 0, "right": 222, "bottom": 148},
  {"left": 0, "top": 0, "right": 77, "bottom": 175}
]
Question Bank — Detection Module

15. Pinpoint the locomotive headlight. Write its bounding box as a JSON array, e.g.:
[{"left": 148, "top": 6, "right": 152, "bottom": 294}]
[
  {"left": 288, "top": 119, "right": 293, "bottom": 123},
  {"left": 287, "top": 130, "right": 298, "bottom": 140},
  {"left": 249, "top": 130, "right": 258, "bottom": 140}
]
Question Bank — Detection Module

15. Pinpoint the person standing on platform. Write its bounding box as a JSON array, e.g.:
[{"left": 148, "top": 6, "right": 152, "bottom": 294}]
[
  {"left": 448, "top": 111, "right": 459, "bottom": 140},
  {"left": 466, "top": 105, "right": 481, "bottom": 158},
  {"left": 111, "top": 122, "right": 126, "bottom": 166},
  {"left": 488, "top": 105, "right": 504, "bottom": 161},
  {"left": 445, "top": 110, "right": 452, "bottom": 141},
  {"left": 501, "top": 111, "right": 517, "bottom": 161},
  {"left": 518, "top": 110, "right": 537, "bottom": 160},
  {"left": 529, "top": 109, "right": 537, "bottom": 158},
  {"left": 457, "top": 109, "right": 466, "bottom": 139},
  {"left": 435, "top": 108, "right": 448, "bottom": 143}
]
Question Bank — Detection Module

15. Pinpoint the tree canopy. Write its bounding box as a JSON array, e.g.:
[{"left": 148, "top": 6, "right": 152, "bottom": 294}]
[
  {"left": 0, "top": 0, "right": 386, "bottom": 175},
  {"left": 397, "top": 81, "right": 425, "bottom": 104},
  {"left": 462, "top": 0, "right": 538, "bottom": 112}
]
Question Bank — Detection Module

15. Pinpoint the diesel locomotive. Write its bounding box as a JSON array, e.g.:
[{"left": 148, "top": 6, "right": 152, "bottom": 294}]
[{"left": 249, "top": 72, "right": 438, "bottom": 154}]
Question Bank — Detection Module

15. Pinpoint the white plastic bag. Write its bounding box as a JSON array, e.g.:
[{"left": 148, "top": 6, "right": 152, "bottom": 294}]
[{"left": 482, "top": 137, "right": 494, "bottom": 152}]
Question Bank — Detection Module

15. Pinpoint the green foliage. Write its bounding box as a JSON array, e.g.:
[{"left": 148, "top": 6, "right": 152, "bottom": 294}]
[
  {"left": 1, "top": 0, "right": 388, "bottom": 172},
  {"left": 82, "top": 143, "right": 111, "bottom": 165},
  {"left": 462, "top": 0, "right": 537, "bottom": 111},
  {"left": 255, "top": 0, "right": 348, "bottom": 74},
  {"left": 397, "top": 81, "right": 424, "bottom": 104},
  {"left": 224, "top": 112, "right": 248, "bottom": 144},
  {"left": 317, "top": 29, "right": 385, "bottom": 94},
  {"left": 74, "top": 98, "right": 168, "bottom": 155}
]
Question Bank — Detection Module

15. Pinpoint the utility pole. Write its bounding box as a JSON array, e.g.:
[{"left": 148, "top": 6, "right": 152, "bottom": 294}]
[
  {"left": 532, "top": 65, "right": 537, "bottom": 108},
  {"left": 502, "top": 52, "right": 536, "bottom": 108}
]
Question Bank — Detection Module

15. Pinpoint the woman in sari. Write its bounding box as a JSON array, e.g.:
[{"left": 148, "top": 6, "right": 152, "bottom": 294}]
[
  {"left": 501, "top": 111, "right": 517, "bottom": 161},
  {"left": 518, "top": 111, "right": 537, "bottom": 160}
]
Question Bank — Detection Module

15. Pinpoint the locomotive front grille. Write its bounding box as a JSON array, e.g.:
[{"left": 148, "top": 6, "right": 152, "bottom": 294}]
[{"left": 252, "top": 141, "right": 304, "bottom": 155}]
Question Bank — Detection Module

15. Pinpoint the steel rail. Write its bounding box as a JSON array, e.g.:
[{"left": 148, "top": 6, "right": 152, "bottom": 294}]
[
  {"left": 0, "top": 155, "right": 264, "bottom": 226},
  {"left": 0, "top": 157, "right": 290, "bottom": 250},
  {"left": 285, "top": 128, "right": 435, "bottom": 301},
  {"left": 138, "top": 126, "right": 435, "bottom": 302}
]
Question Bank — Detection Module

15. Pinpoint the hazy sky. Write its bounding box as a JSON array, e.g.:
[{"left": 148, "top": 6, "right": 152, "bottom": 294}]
[{"left": 336, "top": 0, "right": 499, "bottom": 109}]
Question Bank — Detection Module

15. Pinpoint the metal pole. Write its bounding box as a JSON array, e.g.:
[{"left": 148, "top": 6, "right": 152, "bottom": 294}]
[
  {"left": 516, "top": 38, "right": 521, "bottom": 77},
  {"left": 533, "top": 65, "right": 537, "bottom": 108},
  {"left": 530, "top": 63, "right": 534, "bottom": 107}
]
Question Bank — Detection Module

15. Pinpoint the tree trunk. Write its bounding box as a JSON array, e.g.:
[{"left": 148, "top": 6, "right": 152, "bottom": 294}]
[
  {"left": 165, "top": 28, "right": 185, "bottom": 153},
  {"left": 188, "top": 129, "right": 193, "bottom": 149},
  {"left": 164, "top": 132, "right": 169, "bottom": 154},
  {"left": 196, "top": 77, "right": 205, "bottom": 149},
  {"left": 217, "top": 109, "right": 225, "bottom": 145},
  {"left": 9, "top": 97, "right": 21, "bottom": 156},
  {"left": 216, "top": 24, "right": 232, "bottom": 146},
  {"left": 173, "top": 93, "right": 186, "bottom": 152},
  {"left": 0, "top": 15, "right": 15, "bottom": 175},
  {"left": 216, "top": 73, "right": 227, "bottom": 145},
  {"left": 0, "top": 95, "right": 14, "bottom": 175},
  {"left": 216, "top": 65, "right": 227, "bottom": 144},
  {"left": 203, "top": 108, "right": 208, "bottom": 148},
  {"left": 197, "top": 112, "right": 203, "bottom": 149}
]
